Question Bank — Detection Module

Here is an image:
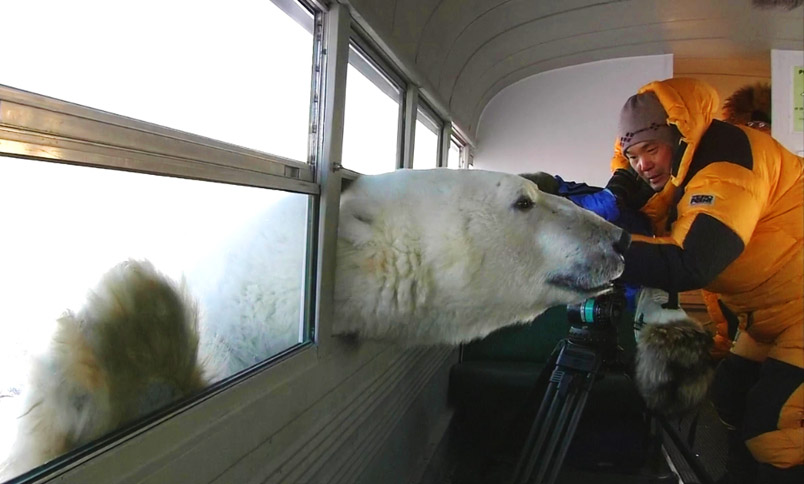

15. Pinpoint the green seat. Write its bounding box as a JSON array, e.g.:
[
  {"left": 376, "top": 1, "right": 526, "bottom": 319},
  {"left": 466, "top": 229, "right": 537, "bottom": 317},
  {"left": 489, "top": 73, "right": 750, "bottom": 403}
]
[
  {"left": 462, "top": 305, "right": 637, "bottom": 364},
  {"left": 450, "top": 304, "right": 639, "bottom": 425}
]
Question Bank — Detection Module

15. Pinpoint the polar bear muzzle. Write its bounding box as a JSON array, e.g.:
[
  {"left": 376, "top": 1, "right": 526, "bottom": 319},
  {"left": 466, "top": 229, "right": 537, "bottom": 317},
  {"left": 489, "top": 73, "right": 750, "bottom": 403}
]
[{"left": 546, "top": 229, "right": 630, "bottom": 294}]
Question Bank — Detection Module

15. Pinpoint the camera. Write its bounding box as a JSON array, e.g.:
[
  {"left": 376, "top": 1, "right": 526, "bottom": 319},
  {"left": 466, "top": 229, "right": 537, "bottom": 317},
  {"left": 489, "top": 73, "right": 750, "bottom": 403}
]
[{"left": 565, "top": 285, "right": 626, "bottom": 349}]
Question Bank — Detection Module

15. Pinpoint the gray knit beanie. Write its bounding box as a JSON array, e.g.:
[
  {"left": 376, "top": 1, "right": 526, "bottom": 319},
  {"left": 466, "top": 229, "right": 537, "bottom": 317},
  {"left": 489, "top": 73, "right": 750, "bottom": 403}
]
[{"left": 618, "top": 92, "right": 677, "bottom": 154}]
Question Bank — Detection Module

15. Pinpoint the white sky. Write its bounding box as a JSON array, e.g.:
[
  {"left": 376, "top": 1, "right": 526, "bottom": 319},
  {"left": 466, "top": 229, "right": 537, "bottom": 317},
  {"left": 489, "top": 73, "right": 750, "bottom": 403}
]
[
  {"left": 342, "top": 63, "right": 401, "bottom": 174},
  {"left": 1, "top": 0, "right": 313, "bottom": 160},
  {"left": 448, "top": 139, "right": 462, "bottom": 168},
  {"left": 412, "top": 119, "right": 439, "bottom": 169}
]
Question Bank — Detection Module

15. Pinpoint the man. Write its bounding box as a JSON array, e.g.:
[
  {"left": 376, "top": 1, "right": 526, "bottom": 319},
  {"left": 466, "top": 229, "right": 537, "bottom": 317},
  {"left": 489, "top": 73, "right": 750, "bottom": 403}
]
[{"left": 608, "top": 78, "right": 803, "bottom": 484}]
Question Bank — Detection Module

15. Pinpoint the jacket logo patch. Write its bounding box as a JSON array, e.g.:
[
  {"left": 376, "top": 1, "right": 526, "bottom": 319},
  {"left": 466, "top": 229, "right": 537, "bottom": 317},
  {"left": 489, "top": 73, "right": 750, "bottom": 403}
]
[{"left": 689, "top": 194, "right": 714, "bottom": 206}]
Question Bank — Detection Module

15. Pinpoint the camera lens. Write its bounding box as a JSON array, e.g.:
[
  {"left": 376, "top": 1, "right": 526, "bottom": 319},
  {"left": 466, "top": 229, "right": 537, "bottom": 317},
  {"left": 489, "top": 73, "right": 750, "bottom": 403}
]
[{"left": 567, "top": 293, "right": 623, "bottom": 326}]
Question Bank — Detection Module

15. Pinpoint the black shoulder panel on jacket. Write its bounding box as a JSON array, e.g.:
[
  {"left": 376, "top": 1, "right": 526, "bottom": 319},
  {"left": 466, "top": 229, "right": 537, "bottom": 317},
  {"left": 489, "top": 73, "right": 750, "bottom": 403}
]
[
  {"left": 682, "top": 120, "right": 753, "bottom": 186},
  {"left": 622, "top": 213, "right": 744, "bottom": 292}
]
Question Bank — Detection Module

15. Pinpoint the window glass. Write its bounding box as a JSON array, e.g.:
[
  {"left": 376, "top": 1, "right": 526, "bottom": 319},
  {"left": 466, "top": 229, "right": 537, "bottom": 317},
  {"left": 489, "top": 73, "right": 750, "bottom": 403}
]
[
  {"left": 412, "top": 106, "right": 440, "bottom": 170},
  {"left": 342, "top": 45, "right": 402, "bottom": 174},
  {"left": 1, "top": 0, "right": 315, "bottom": 161},
  {"left": 0, "top": 156, "right": 310, "bottom": 479},
  {"left": 448, "top": 137, "right": 463, "bottom": 169}
]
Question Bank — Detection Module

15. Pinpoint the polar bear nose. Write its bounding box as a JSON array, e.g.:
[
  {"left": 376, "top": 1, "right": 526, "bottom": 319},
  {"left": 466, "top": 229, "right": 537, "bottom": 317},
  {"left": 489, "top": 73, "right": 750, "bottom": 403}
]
[{"left": 613, "top": 229, "right": 631, "bottom": 257}]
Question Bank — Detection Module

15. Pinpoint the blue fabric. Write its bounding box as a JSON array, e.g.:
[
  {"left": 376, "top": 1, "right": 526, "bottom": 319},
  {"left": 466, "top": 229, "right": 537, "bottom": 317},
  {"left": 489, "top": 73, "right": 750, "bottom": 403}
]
[
  {"left": 554, "top": 175, "right": 600, "bottom": 197},
  {"left": 570, "top": 189, "right": 620, "bottom": 223},
  {"left": 554, "top": 175, "right": 653, "bottom": 312},
  {"left": 555, "top": 176, "right": 620, "bottom": 222},
  {"left": 554, "top": 175, "right": 653, "bottom": 235},
  {"left": 624, "top": 284, "right": 640, "bottom": 313}
]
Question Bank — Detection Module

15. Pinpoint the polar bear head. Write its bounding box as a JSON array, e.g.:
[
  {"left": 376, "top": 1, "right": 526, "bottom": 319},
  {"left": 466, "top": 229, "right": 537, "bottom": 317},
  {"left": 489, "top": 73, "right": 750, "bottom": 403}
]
[{"left": 333, "top": 169, "right": 628, "bottom": 344}]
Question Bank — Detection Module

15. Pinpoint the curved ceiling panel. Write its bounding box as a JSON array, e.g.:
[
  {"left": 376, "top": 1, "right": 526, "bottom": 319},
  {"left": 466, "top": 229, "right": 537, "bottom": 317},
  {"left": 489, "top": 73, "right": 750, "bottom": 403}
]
[
  {"left": 434, "top": 0, "right": 626, "bottom": 95},
  {"left": 345, "top": 0, "right": 803, "bottom": 138},
  {"left": 414, "top": 0, "right": 513, "bottom": 77}
]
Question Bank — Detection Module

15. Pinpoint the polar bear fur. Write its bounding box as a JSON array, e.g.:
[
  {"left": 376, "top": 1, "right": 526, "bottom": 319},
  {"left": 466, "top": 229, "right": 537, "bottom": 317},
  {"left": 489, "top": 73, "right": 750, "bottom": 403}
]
[
  {"left": 333, "top": 169, "right": 626, "bottom": 343},
  {"left": 0, "top": 169, "right": 626, "bottom": 479},
  {"left": 185, "top": 194, "right": 310, "bottom": 380}
]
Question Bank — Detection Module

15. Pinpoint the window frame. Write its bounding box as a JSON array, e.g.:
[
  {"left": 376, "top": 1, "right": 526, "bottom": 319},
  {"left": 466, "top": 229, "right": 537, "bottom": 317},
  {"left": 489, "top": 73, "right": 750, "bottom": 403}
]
[
  {"left": 450, "top": 127, "right": 473, "bottom": 169},
  {"left": 0, "top": 85, "right": 319, "bottom": 193},
  {"left": 411, "top": 99, "right": 443, "bottom": 169},
  {"left": 339, "top": 32, "right": 407, "bottom": 175},
  {"left": 0, "top": 0, "right": 329, "bottom": 480},
  {"left": 2, "top": 0, "right": 322, "bottom": 169}
]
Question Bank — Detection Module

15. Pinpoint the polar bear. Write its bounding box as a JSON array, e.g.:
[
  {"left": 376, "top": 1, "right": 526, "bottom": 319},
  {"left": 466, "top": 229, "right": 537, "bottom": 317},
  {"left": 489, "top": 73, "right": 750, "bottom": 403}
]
[
  {"left": 0, "top": 169, "right": 627, "bottom": 480},
  {"left": 333, "top": 169, "right": 627, "bottom": 343},
  {"left": 189, "top": 169, "right": 627, "bottom": 377}
]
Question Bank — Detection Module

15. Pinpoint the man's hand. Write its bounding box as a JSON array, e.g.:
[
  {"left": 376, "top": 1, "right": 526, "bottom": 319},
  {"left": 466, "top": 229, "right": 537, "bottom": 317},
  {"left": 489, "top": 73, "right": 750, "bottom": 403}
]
[
  {"left": 519, "top": 172, "right": 560, "bottom": 195},
  {"left": 605, "top": 168, "right": 655, "bottom": 209}
]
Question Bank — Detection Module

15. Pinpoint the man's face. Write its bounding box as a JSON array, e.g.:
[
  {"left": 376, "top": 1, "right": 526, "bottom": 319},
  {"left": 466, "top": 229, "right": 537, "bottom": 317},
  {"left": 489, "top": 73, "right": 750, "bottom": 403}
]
[{"left": 624, "top": 140, "right": 674, "bottom": 191}]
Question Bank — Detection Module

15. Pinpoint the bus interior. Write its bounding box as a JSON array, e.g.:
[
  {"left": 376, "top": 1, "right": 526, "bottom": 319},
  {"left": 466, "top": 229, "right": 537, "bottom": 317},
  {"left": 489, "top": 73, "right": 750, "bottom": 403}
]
[{"left": 0, "top": 1, "right": 802, "bottom": 483}]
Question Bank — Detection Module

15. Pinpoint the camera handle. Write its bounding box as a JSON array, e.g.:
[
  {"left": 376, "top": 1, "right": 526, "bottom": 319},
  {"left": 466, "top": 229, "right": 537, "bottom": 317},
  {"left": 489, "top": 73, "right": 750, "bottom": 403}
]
[{"left": 509, "top": 339, "right": 603, "bottom": 484}]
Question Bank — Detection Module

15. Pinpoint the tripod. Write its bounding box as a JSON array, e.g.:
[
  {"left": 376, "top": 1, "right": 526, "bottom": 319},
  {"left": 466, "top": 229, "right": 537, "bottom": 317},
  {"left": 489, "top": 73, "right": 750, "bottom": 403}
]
[
  {"left": 508, "top": 315, "right": 620, "bottom": 484},
  {"left": 508, "top": 292, "right": 713, "bottom": 484}
]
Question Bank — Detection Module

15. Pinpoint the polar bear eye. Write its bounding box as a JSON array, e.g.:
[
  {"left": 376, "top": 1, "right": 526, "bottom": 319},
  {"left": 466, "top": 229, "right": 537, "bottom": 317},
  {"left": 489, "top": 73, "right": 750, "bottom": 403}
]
[{"left": 514, "top": 195, "right": 534, "bottom": 211}]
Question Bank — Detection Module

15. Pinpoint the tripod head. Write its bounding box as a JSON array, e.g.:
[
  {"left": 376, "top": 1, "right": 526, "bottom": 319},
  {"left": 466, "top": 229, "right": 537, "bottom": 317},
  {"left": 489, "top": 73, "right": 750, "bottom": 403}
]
[{"left": 565, "top": 286, "right": 626, "bottom": 358}]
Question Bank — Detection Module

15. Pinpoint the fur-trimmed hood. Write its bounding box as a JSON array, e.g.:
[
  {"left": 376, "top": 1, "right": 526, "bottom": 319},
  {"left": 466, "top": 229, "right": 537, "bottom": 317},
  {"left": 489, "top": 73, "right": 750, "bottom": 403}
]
[
  {"left": 722, "top": 82, "right": 772, "bottom": 127},
  {"left": 611, "top": 77, "right": 720, "bottom": 188}
]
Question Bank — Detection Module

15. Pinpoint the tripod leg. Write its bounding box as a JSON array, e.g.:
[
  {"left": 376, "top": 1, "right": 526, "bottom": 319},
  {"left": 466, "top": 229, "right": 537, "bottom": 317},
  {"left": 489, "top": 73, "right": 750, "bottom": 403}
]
[
  {"left": 512, "top": 377, "right": 563, "bottom": 483},
  {"left": 544, "top": 369, "right": 598, "bottom": 484},
  {"left": 510, "top": 341, "right": 602, "bottom": 484},
  {"left": 533, "top": 384, "right": 582, "bottom": 483},
  {"left": 510, "top": 343, "right": 565, "bottom": 484}
]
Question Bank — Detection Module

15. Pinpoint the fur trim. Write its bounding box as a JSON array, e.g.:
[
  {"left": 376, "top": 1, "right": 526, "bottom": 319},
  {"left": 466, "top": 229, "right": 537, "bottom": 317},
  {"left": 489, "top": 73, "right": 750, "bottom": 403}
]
[
  {"left": 722, "top": 82, "right": 772, "bottom": 127},
  {"left": 635, "top": 318, "right": 715, "bottom": 416}
]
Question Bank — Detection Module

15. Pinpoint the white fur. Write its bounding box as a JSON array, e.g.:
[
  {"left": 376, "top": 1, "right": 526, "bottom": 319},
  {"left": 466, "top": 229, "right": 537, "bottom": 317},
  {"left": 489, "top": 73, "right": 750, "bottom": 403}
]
[
  {"left": 1, "top": 169, "right": 626, "bottom": 479},
  {"left": 333, "top": 169, "right": 626, "bottom": 344},
  {"left": 185, "top": 195, "right": 309, "bottom": 380}
]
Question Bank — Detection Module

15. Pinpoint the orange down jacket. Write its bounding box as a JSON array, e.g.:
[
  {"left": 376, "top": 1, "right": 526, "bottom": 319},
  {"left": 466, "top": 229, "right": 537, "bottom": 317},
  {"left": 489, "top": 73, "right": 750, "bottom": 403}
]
[{"left": 610, "top": 78, "right": 803, "bottom": 365}]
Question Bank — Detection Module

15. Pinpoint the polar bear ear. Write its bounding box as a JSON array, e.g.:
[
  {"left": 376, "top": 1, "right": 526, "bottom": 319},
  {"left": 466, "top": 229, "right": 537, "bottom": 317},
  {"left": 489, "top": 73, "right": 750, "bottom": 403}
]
[{"left": 338, "top": 197, "right": 379, "bottom": 246}]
